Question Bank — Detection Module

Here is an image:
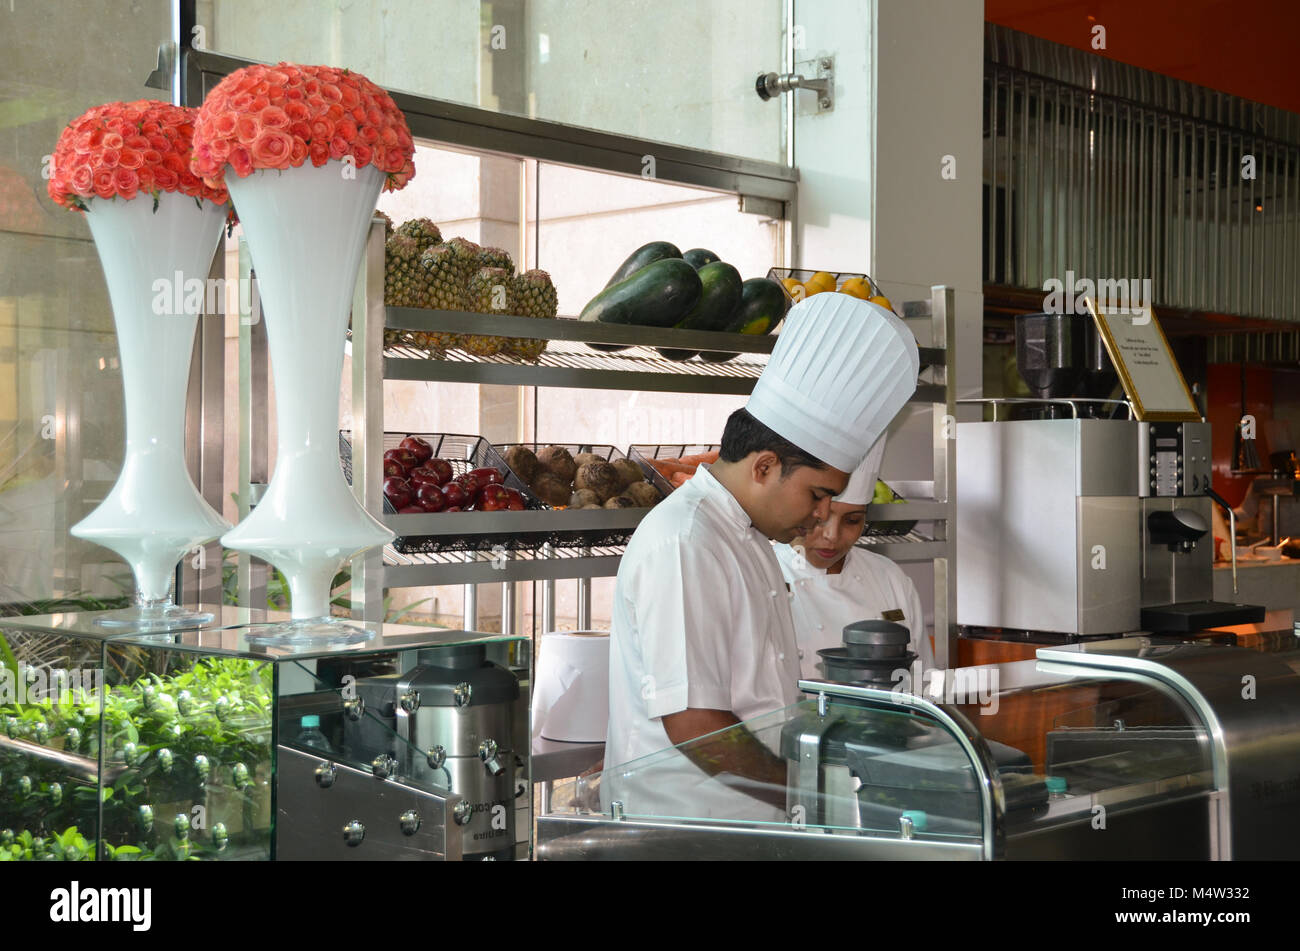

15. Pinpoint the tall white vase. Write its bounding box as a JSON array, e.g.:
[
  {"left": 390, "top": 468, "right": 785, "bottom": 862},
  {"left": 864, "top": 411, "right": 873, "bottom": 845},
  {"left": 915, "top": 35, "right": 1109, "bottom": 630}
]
[
  {"left": 73, "top": 192, "right": 231, "bottom": 628},
  {"left": 221, "top": 161, "right": 393, "bottom": 638}
]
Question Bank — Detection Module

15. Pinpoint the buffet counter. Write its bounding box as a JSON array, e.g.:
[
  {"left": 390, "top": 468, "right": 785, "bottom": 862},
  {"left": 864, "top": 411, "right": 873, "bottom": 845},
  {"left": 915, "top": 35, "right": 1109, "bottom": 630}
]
[{"left": 537, "top": 638, "right": 1300, "bottom": 860}]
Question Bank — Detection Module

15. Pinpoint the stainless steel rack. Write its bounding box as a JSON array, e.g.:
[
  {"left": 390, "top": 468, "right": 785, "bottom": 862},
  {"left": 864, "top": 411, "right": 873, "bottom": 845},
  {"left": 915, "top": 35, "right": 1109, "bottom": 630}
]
[{"left": 235, "top": 218, "right": 956, "bottom": 647}]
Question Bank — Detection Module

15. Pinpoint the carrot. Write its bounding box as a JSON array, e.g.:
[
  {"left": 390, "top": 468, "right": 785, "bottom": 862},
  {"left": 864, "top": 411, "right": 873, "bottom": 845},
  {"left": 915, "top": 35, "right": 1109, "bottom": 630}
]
[
  {"left": 671, "top": 471, "right": 691, "bottom": 487},
  {"left": 652, "top": 459, "right": 694, "bottom": 477}
]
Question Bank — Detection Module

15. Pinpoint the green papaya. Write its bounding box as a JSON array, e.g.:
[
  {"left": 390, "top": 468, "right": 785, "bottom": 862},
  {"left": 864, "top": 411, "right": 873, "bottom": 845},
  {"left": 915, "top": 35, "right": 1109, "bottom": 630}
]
[
  {"left": 581, "top": 258, "right": 702, "bottom": 353},
  {"left": 657, "top": 261, "right": 743, "bottom": 361},
  {"left": 699, "top": 276, "right": 787, "bottom": 362},
  {"left": 590, "top": 242, "right": 683, "bottom": 351},
  {"left": 683, "top": 248, "right": 721, "bottom": 270},
  {"left": 605, "top": 241, "right": 682, "bottom": 288}
]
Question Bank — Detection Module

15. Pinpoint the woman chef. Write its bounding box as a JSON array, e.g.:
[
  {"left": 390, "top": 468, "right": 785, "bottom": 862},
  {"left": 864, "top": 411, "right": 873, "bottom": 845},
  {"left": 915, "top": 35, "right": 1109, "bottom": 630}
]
[{"left": 775, "top": 435, "right": 936, "bottom": 678}]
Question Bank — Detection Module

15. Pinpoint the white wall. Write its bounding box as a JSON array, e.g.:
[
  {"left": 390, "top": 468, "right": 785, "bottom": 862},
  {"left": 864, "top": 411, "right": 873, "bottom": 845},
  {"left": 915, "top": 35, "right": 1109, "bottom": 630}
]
[{"left": 793, "top": 0, "right": 985, "bottom": 636}]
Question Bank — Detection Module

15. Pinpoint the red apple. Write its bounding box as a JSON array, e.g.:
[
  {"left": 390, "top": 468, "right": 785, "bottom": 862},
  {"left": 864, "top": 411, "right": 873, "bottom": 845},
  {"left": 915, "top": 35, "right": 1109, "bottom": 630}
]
[
  {"left": 397, "top": 504, "right": 425, "bottom": 514},
  {"left": 503, "top": 488, "right": 526, "bottom": 510},
  {"left": 416, "top": 482, "right": 447, "bottom": 512},
  {"left": 384, "top": 447, "right": 418, "bottom": 473},
  {"left": 383, "top": 476, "right": 413, "bottom": 509},
  {"left": 399, "top": 435, "right": 434, "bottom": 463},
  {"left": 468, "top": 467, "right": 504, "bottom": 488},
  {"left": 454, "top": 473, "right": 480, "bottom": 497},
  {"left": 426, "top": 458, "right": 454, "bottom": 484},
  {"left": 445, "top": 506, "right": 462, "bottom": 512},
  {"left": 383, "top": 458, "right": 405, "bottom": 478},
  {"left": 440, "top": 481, "right": 469, "bottom": 509},
  {"left": 408, "top": 466, "right": 444, "bottom": 488},
  {"left": 478, "top": 484, "right": 509, "bottom": 511}
]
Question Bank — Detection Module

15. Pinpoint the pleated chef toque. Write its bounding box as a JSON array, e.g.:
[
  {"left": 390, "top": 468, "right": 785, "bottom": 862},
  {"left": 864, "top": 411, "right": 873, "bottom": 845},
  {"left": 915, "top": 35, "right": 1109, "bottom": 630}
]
[
  {"left": 835, "top": 433, "right": 888, "bottom": 505},
  {"left": 747, "top": 293, "right": 919, "bottom": 472}
]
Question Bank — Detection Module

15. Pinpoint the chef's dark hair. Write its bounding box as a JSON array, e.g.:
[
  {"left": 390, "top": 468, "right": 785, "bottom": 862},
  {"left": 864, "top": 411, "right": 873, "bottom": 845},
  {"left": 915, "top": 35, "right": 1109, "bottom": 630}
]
[{"left": 719, "top": 408, "right": 830, "bottom": 476}]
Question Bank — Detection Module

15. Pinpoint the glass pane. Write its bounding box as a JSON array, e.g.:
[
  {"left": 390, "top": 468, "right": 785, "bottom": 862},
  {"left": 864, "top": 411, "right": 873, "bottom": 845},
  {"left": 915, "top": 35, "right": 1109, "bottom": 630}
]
[
  {"left": 200, "top": 0, "right": 788, "bottom": 162},
  {"left": 947, "top": 662, "right": 1213, "bottom": 840},
  {"left": 1, "top": 1, "right": 174, "bottom": 611},
  {"left": 556, "top": 696, "right": 985, "bottom": 842}
]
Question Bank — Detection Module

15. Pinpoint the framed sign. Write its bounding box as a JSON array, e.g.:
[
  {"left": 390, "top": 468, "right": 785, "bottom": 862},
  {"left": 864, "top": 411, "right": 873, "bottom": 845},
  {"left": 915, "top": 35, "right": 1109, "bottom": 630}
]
[{"left": 1084, "top": 299, "right": 1200, "bottom": 421}]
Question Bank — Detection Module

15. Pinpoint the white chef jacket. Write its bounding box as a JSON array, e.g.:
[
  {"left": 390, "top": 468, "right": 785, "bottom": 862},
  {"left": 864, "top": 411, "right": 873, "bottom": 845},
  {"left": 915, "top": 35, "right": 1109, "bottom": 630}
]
[
  {"left": 602, "top": 464, "right": 801, "bottom": 822},
  {"left": 774, "top": 543, "right": 934, "bottom": 680}
]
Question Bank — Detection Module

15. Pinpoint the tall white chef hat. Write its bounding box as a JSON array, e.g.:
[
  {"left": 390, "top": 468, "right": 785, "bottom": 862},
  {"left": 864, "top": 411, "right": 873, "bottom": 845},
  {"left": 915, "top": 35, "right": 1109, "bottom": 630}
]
[
  {"left": 747, "top": 293, "right": 919, "bottom": 473},
  {"left": 835, "top": 433, "right": 888, "bottom": 505}
]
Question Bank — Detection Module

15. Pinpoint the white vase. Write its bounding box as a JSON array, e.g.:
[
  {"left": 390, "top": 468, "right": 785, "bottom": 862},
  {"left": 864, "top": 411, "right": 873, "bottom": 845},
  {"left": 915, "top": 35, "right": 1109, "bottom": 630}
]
[
  {"left": 73, "top": 191, "right": 232, "bottom": 629},
  {"left": 220, "top": 161, "right": 393, "bottom": 641}
]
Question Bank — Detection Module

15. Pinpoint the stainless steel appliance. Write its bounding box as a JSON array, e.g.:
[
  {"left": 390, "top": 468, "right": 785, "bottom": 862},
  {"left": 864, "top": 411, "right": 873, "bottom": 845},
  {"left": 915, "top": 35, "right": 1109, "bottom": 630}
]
[
  {"left": 344, "top": 643, "right": 521, "bottom": 860},
  {"left": 956, "top": 313, "right": 1262, "bottom": 638}
]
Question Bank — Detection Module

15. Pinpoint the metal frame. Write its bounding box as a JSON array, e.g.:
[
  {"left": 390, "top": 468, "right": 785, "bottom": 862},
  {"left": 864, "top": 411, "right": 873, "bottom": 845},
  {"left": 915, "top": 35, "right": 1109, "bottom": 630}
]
[
  {"left": 897, "top": 286, "right": 959, "bottom": 668},
  {"left": 182, "top": 49, "right": 797, "bottom": 204},
  {"left": 186, "top": 47, "right": 801, "bottom": 635}
]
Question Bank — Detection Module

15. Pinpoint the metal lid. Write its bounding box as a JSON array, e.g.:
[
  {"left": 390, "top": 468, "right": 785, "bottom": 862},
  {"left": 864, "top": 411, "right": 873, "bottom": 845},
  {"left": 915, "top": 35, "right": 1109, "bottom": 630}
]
[
  {"left": 408, "top": 644, "right": 520, "bottom": 706},
  {"left": 842, "top": 619, "right": 911, "bottom": 647}
]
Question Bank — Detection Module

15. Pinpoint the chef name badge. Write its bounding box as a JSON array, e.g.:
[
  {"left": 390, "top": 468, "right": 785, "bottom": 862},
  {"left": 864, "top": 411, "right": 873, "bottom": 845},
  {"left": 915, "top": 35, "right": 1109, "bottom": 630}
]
[{"left": 881, "top": 609, "right": 905, "bottom": 622}]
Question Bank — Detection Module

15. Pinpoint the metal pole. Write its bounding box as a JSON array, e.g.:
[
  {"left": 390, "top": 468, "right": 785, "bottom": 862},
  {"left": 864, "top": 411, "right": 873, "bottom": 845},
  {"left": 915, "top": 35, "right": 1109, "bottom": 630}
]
[
  {"left": 502, "top": 581, "right": 516, "bottom": 635},
  {"left": 463, "top": 583, "right": 478, "bottom": 631},
  {"left": 350, "top": 220, "right": 386, "bottom": 624},
  {"left": 579, "top": 576, "right": 595, "bottom": 628},
  {"left": 541, "top": 579, "right": 556, "bottom": 634}
]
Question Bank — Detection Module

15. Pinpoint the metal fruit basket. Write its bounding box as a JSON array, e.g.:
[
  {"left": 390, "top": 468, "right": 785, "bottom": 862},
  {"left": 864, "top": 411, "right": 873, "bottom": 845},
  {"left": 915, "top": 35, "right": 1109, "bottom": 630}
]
[
  {"left": 865, "top": 482, "right": 917, "bottom": 537},
  {"left": 492, "top": 442, "right": 665, "bottom": 547},
  {"left": 339, "top": 431, "right": 542, "bottom": 554},
  {"left": 627, "top": 444, "right": 721, "bottom": 497},
  {"left": 766, "top": 268, "right": 885, "bottom": 306}
]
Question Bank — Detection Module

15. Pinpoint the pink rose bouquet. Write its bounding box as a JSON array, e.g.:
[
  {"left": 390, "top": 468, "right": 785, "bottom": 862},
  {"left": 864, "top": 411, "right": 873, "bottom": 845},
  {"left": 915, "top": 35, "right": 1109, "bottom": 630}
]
[
  {"left": 191, "top": 62, "right": 415, "bottom": 191},
  {"left": 48, "top": 100, "right": 229, "bottom": 212}
]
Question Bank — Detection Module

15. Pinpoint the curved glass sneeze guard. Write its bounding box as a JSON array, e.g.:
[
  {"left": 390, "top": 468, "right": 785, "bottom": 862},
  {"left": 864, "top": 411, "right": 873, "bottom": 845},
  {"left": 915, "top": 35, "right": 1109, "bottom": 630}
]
[{"left": 551, "top": 696, "right": 990, "bottom": 845}]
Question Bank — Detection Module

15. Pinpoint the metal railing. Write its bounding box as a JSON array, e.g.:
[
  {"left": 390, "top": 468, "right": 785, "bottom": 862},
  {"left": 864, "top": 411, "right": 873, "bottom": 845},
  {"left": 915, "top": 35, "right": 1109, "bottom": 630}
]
[{"left": 984, "top": 24, "right": 1300, "bottom": 324}]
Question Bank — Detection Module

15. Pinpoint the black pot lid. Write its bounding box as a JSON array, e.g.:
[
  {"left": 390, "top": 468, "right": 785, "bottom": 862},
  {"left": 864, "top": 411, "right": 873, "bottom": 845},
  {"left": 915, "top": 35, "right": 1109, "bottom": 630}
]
[
  {"left": 818, "top": 647, "right": 917, "bottom": 670},
  {"left": 842, "top": 619, "right": 911, "bottom": 646}
]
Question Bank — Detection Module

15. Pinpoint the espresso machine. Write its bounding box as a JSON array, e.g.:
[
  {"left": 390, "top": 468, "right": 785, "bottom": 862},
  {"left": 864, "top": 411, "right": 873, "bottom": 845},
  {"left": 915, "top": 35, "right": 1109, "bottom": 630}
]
[{"left": 957, "top": 313, "right": 1263, "bottom": 638}]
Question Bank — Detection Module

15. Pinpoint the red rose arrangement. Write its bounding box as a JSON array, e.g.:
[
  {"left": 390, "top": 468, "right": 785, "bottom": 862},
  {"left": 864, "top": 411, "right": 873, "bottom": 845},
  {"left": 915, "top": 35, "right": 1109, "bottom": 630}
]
[
  {"left": 48, "top": 100, "right": 230, "bottom": 212},
  {"left": 191, "top": 62, "right": 415, "bottom": 192}
]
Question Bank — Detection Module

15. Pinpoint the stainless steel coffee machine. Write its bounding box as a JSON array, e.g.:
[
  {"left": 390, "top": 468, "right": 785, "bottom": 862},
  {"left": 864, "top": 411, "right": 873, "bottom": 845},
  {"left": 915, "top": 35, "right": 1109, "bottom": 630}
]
[{"left": 957, "top": 313, "right": 1262, "bottom": 638}]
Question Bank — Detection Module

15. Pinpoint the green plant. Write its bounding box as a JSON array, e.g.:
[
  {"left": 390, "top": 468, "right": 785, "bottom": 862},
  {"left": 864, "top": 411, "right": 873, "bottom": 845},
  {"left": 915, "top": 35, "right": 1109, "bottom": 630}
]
[{"left": 2, "top": 656, "right": 275, "bottom": 861}]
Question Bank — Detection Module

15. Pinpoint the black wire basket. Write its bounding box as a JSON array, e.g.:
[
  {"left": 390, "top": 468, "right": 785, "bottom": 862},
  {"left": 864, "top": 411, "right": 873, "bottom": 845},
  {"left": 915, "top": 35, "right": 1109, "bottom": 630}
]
[{"left": 339, "top": 431, "right": 544, "bottom": 554}]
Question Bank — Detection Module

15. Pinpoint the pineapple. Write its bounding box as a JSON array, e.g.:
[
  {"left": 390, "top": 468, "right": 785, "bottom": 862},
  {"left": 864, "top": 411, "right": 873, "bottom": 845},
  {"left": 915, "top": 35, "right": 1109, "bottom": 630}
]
[
  {"left": 418, "top": 243, "right": 469, "bottom": 352},
  {"left": 462, "top": 267, "right": 512, "bottom": 357},
  {"left": 507, "top": 269, "right": 558, "bottom": 361},
  {"left": 475, "top": 246, "right": 514, "bottom": 273},
  {"left": 383, "top": 234, "right": 431, "bottom": 308},
  {"left": 394, "top": 217, "right": 443, "bottom": 252},
  {"left": 374, "top": 210, "right": 395, "bottom": 239}
]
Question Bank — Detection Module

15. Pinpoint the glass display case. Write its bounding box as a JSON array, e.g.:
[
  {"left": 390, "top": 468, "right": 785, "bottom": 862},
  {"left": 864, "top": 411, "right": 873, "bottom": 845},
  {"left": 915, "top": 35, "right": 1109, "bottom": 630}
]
[
  {"left": 538, "top": 638, "right": 1300, "bottom": 860},
  {"left": 0, "top": 607, "right": 528, "bottom": 860}
]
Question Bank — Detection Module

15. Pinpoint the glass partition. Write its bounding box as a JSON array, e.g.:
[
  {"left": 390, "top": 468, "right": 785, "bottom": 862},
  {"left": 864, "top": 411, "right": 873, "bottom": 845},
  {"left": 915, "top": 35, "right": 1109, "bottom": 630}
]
[
  {"left": 553, "top": 694, "right": 989, "bottom": 846},
  {"left": 1, "top": 1, "right": 173, "bottom": 612},
  {"left": 199, "top": 0, "right": 790, "bottom": 163}
]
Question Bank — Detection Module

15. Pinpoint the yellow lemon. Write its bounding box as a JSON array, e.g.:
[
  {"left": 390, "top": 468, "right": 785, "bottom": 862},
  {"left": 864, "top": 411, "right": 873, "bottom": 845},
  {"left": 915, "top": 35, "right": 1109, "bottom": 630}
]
[
  {"left": 839, "top": 277, "right": 873, "bottom": 300},
  {"left": 780, "top": 277, "right": 807, "bottom": 302},
  {"left": 805, "top": 271, "right": 836, "bottom": 294},
  {"left": 868, "top": 294, "right": 895, "bottom": 312}
]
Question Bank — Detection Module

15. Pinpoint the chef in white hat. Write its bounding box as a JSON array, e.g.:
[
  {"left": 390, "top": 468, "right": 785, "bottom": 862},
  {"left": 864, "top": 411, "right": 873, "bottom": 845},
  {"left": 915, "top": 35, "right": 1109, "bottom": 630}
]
[
  {"left": 774, "top": 434, "right": 936, "bottom": 680},
  {"left": 603, "top": 294, "right": 918, "bottom": 821}
]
